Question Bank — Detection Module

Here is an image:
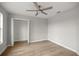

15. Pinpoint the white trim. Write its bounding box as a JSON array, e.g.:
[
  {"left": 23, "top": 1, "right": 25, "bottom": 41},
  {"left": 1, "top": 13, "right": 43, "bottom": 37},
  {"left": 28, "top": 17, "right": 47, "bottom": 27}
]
[
  {"left": 30, "top": 39, "right": 47, "bottom": 43},
  {"left": 0, "top": 45, "right": 8, "bottom": 55},
  {"left": 48, "top": 39, "right": 79, "bottom": 55},
  {"left": 13, "top": 18, "right": 29, "bottom": 21},
  {"left": 14, "top": 39, "right": 27, "bottom": 42},
  {"left": 27, "top": 20, "right": 30, "bottom": 44},
  {"left": 0, "top": 12, "right": 3, "bottom": 44},
  {"left": 7, "top": 45, "right": 12, "bottom": 47},
  {"left": 11, "top": 18, "right": 14, "bottom": 46}
]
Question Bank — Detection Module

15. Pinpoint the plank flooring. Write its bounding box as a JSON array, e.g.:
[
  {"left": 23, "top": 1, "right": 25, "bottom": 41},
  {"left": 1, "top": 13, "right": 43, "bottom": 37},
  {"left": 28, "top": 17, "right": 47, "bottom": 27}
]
[{"left": 1, "top": 40, "right": 78, "bottom": 56}]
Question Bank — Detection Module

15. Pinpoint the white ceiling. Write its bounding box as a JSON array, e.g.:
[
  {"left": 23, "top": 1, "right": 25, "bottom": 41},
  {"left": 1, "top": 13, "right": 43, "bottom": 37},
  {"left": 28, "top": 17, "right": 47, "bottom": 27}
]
[{"left": 0, "top": 2, "right": 78, "bottom": 18}]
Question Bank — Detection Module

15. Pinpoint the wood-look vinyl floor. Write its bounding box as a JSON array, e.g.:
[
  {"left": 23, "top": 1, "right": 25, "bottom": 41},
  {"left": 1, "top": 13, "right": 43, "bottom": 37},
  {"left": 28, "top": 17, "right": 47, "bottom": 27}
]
[{"left": 1, "top": 40, "right": 78, "bottom": 56}]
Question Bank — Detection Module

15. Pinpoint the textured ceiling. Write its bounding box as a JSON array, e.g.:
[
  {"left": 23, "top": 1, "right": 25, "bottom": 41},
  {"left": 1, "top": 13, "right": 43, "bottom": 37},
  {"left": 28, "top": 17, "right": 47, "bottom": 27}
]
[{"left": 0, "top": 2, "right": 78, "bottom": 18}]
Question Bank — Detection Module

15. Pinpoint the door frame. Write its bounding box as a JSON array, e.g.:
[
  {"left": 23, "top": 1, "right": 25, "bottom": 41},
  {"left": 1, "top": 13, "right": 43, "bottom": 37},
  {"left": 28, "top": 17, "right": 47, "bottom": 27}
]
[{"left": 11, "top": 18, "right": 30, "bottom": 46}]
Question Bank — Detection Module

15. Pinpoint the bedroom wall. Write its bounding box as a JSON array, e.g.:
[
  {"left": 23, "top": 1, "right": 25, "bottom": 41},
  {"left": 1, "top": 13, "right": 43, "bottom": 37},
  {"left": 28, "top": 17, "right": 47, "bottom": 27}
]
[
  {"left": 7, "top": 14, "right": 48, "bottom": 45},
  {"left": 48, "top": 6, "right": 79, "bottom": 52},
  {"left": 30, "top": 18, "right": 48, "bottom": 42},
  {"left": 0, "top": 6, "right": 7, "bottom": 54}
]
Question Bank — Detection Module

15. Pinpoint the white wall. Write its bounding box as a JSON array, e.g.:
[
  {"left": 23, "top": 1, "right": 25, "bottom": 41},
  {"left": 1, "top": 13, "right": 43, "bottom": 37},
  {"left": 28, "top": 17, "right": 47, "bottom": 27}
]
[
  {"left": 7, "top": 14, "right": 48, "bottom": 45},
  {"left": 0, "top": 6, "right": 7, "bottom": 54},
  {"left": 30, "top": 19, "right": 48, "bottom": 42},
  {"left": 14, "top": 20, "right": 29, "bottom": 41},
  {"left": 48, "top": 6, "right": 79, "bottom": 52}
]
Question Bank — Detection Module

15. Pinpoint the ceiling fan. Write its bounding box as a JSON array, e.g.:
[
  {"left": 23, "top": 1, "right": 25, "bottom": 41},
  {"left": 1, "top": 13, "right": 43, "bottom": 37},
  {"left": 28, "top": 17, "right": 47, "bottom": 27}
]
[{"left": 26, "top": 2, "right": 53, "bottom": 16}]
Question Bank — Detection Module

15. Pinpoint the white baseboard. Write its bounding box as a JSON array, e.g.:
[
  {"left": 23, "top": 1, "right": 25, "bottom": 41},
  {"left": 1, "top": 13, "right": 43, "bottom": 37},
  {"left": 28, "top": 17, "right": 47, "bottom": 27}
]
[
  {"left": 30, "top": 39, "right": 47, "bottom": 43},
  {"left": 14, "top": 40, "right": 27, "bottom": 42},
  {"left": 48, "top": 39, "right": 79, "bottom": 55},
  {"left": 0, "top": 45, "right": 8, "bottom": 55}
]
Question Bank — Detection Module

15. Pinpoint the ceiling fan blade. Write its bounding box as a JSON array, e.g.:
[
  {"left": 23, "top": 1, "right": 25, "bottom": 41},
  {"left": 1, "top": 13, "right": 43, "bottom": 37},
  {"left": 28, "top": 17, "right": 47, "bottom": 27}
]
[
  {"left": 57, "top": 11, "right": 61, "bottom": 14},
  {"left": 41, "top": 11, "right": 47, "bottom": 15},
  {"left": 35, "top": 11, "right": 38, "bottom": 16},
  {"left": 42, "top": 6, "right": 53, "bottom": 10},
  {"left": 26, "top": 10, "right": 39, "bottom": 11},
  {"left": 33, "top": 2, "right": 39, "bottom": 9}
]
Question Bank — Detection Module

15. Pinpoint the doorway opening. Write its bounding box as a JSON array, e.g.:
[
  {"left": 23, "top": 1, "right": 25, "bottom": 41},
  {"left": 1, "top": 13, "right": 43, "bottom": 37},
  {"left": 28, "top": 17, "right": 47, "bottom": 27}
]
[{"left": 11, "top": 18, "right": 30, "bottom": 46}]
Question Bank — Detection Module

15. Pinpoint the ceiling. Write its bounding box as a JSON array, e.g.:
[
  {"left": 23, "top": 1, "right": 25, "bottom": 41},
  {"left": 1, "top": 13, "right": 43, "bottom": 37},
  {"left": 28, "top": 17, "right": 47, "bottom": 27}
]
[{"left": 0, "top": 2, "right": 78, "bottom": 19}]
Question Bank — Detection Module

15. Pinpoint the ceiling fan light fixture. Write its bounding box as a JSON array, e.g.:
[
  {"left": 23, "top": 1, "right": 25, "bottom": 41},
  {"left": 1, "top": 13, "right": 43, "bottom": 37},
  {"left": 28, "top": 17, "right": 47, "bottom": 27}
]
[{"left": 26, "top": 2, "right": 53, "bottom": 16}]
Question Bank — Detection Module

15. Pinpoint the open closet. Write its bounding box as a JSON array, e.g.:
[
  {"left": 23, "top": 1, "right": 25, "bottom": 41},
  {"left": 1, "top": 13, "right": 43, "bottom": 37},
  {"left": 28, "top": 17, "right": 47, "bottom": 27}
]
[{"left": 11, "top": 18, "right": 30, "bottom": 46}]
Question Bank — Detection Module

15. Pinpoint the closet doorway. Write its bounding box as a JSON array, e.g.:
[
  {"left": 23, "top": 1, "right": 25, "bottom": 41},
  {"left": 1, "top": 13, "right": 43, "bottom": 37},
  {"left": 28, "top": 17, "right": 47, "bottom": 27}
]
[{"left": 11, "top": 18, "right": 30, "bottom": 46}]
